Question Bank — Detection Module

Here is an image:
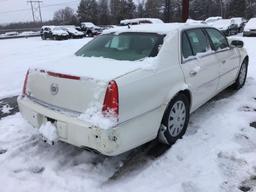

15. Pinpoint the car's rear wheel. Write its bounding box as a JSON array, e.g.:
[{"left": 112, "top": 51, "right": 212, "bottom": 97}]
[
  {"left": 158, "top": 94, "right": 190, "bottom": 145},
  {"left": 233, "top": 60, "right": 248, "bottom": 90},
  {"left": 87, "top": 31, "right": 93, "bottom": 37}
]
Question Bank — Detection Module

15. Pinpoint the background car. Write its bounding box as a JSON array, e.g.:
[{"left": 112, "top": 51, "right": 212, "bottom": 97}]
[
  {"left": 243, "top": 18, "right": 256, "bottom": 36},
  {"left": 80, "top": 22, "right": 102, "bottom": 37},
  {"left": 231, "top": 17, "right": 247, "bottom": 33},
  {"left": 60, "top": 26, "right": 84, "bottom": 39},
  {"left": 40, "top": 26, "right": 69, "bottom": 40},
  {"left": 210, "top": 19, "right": 239, "bottom": 36}
]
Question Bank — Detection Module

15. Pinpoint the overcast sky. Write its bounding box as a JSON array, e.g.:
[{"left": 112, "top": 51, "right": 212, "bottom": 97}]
[
  {"left": 0, "top": 0, "right": 142, "bottom": 24},
  {"left": 0, "top": 0, "right": 81, "bottom": 24}
]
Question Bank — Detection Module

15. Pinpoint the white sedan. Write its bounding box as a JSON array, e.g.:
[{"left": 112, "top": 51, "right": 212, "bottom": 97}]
[{"left": 18, "top": 23, "right": 249, "bottom": 156}]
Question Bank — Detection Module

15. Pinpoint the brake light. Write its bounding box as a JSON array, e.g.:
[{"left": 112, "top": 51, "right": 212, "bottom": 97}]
[
  {"left": 102, "top": 80, "right": 119, "bottom": 117},
  {"left": 22, "top": 70, "right": 29, "bottom": 96}
]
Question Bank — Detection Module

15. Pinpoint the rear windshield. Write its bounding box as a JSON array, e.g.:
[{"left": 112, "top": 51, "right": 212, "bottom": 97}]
[{"left": 75, "top": 33, "right": 164, "bottom": 61}]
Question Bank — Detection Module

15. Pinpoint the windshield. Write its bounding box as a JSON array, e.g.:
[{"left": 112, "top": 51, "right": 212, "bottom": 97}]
[
  {"left": 75, "top": 33, "right": 164, "bottom": 61},
  {"left": 53, "top": 27, "right": 63, "bottom": 31}
]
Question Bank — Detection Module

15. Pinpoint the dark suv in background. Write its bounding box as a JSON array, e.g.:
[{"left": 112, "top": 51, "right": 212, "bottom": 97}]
[
  {"left": 40, "top": 26, "right": 69, "bottom": 40},
  {"left": 79, "top": 22, "right": 102, "bottom": 37}
]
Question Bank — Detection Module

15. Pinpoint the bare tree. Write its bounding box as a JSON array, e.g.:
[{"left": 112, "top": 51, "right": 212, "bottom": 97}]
[{"left": 53, "top": 7, "right": 77, "bottom": 25}]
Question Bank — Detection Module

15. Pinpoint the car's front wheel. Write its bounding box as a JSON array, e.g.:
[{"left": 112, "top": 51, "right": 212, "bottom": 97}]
[
  {"left": 158, "top": 94, "right": 190, "bottom": 145},
  {"left": 233, "top": 60, "right": 248, "bottom": 90},
  {"left": 41, "top": 34, "right": 46, "bottom": 40}
]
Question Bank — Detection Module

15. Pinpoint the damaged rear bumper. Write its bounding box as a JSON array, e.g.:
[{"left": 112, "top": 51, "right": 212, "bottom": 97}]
[{"left": 17, "top": 96, "right": 122, "bottom": 156}]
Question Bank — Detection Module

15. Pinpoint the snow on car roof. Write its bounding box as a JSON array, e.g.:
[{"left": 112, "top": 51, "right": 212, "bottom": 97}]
[
  {"left": 210, "top": 19, "right": 232, "bottom": 28},
  {"left": 231, "top": 17, "right": 243, "bottom": 25},
  {"left": 186, "top": 19, "right": 206, "bottom": 24},
  {"left": 205, "top": 16, "right": 222, "bottom": 23},
  {"left": 81, "top": 22, "right": 96, "bottom": 27},
  {"left": 245, "top": 18, "right": 256, "bottom": 28},
  {"left": 103, "top": 23, "right": 206, "bottom": 35},
  {"left": 120, "top": 18, "right": 164, "bottom": 24}
]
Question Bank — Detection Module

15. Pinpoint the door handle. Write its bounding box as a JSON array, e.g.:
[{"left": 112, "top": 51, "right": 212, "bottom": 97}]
[
  {"left": 190, "top": 70, "right": 198, "bottom": 76},
  {"left": 190, "top": 66, "right": 201, "bottom": 77}
]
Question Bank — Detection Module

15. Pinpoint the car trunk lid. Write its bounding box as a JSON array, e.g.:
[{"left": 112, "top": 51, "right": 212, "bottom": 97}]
[{"left": 26, "top": 69, "right": 108, "bottom": 113}]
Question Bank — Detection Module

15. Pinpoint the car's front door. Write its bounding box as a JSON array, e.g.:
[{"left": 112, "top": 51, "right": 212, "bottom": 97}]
[
  {"left": 205, "top": 28, "right": 240, "bottom": 91},
  {"left": 180, "top": 28, "right": 220, "bottom": 111}
]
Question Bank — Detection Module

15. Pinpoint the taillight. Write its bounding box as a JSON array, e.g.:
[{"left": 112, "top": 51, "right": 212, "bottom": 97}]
[
  {"left": 22, "top": 70, "right": 29, "bottom": 96},
  {"left": 102, "top": 80, "right": 119, "bottom": 117}
]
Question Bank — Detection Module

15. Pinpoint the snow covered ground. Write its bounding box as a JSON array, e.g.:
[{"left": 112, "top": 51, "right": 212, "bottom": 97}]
[
  {"left": 0, "top": 36, "right": 256, "bottom": 192},
  {"left": 0, "top": 37, "right": 92, "bottom": 99}
]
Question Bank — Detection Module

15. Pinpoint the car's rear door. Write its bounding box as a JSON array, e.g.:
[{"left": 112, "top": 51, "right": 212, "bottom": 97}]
[
  {"left": 180, "top": 28, "right": 220, "bottom": 111},
  {"left": 205, "top": 28, "right": 240, "bottom": 91}
]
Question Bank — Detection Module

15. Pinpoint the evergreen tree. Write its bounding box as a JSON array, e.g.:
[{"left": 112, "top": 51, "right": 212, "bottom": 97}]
[
  {"left": 136, "top": 2, "right": 145, "bottom": 18},
  {"left": 98, "top": 0, "right": 110, "bottom": 25},
  {"left": 228, "top": 0, "right": 246, "bottom": 17},
  {"left": 163, "top": 0, "right": 171, "bottom": 22},
  {"left": 145, "top": 0, "right": 161, "bottom": 18},
  {"left": 110, "top": 0, "right": 122, "bottom": 24},
  {"left": 77, "top": 0, "right": 98, "bottom": 23},
  {"left": 125, "top": 0, "right": 136, "bottom": 19}
]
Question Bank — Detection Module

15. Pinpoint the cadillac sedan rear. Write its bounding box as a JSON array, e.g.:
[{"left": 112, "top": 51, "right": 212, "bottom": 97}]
[{"left": 18, "top": 31, "right": 165, "bottom": 155}]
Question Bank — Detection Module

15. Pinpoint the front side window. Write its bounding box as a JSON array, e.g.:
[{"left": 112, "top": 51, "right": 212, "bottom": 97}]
[
  {"left": 206, "top": 28, "right": 229, "bottom": 50},
  {"left": 186, "top": 29, "right": 210, "bottom": 55},
  {"left": 75, "top": 33, "right": 164, "bottom": 61}
]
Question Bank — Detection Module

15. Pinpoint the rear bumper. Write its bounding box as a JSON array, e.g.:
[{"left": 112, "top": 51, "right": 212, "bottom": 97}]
[
  {"left": 243, "top": 31, "right": 256, "bottom": 36},
  {"left": 18, "top": 96, "right": 122, "bottom": 156},
  {"left": 18, "top": 96, "right": 160, "bottom": 156}
]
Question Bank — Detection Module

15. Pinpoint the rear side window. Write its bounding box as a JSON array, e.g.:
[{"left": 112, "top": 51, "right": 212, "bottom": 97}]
[
  {"left": 205, "top": 28, "right": 229, "bottom": 50},
  {"left": 182, "top": 33, "right": 193, "bottom": 59},
  {"left": 186, "top": 29, "right": 210, "bottom": 55}
]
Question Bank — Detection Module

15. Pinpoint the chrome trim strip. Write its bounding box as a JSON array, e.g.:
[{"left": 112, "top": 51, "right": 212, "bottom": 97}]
[
  {"left": 28, "top": 96, "right": 81, "bottom": 117},
  {"left": 214, "top": 48, "right": 231, "bottom": 54},
  {"left": 117, "top": 106, "right": 162, "bottom": 126}
]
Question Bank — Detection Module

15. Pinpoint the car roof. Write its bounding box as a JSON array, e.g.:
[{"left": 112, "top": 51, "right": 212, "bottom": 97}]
[
  {"left": 120, "top": 18, "right": 164, "bottom": 24},
  {"left": 103, "top": 23, "right": 208, "bottom": 35}
]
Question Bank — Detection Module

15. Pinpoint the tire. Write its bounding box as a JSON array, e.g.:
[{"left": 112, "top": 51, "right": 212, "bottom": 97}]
[
  {"left": 158, "top": 94, "right": 190, "bottom": 145},
  {"left": 233, "top": 60, "right": 248, "bottom": 90},
  {"left": 227, "top": 30, "right": 231, "bottom": 36},
  {"left": 87, "top": 31, "right": 93, "bottom": 37},
  {"left": 41, "top": 34, "right": 46, "bottom": 40}
]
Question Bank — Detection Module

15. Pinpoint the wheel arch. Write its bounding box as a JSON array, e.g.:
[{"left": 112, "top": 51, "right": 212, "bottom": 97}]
[
  {"left": 160, "top": 86, "right": 192, "bottom": 123},
  {"left": 243, "top": 55, "right": 249, "bottom": 65}
]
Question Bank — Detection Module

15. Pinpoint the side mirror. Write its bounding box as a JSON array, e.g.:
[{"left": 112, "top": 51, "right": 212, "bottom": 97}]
[{"left": 231, "top": 40, "right": 244, "bottom": 48}]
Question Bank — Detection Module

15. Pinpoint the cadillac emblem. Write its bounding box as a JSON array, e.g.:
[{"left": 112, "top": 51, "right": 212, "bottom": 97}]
[{"left": 50, "top": 83, "right": 59, "bottom": 95}]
